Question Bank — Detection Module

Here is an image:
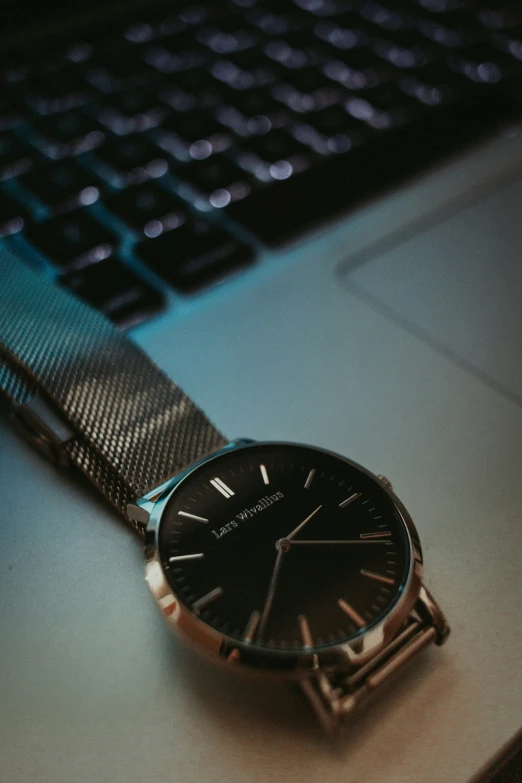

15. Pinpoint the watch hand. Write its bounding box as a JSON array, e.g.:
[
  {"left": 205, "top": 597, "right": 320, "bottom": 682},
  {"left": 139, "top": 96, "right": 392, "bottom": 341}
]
[
  {"left": 289, "top": 539, "right": 389, "bottom": 545},
  {"left": 257, "top": 546, "right": 285, "bottom": 638},
  {"left": 285, "top": 504, "right": 322, "bottom": 541}
]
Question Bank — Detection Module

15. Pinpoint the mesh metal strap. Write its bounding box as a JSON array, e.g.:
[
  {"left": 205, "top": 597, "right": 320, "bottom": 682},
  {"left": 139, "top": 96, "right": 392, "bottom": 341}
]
[
  {"left": 0, "top": 252, "right": 227, "bottom": 521},
  {"left": 300, "top": 585, "right": 450, "bottom": 732}
]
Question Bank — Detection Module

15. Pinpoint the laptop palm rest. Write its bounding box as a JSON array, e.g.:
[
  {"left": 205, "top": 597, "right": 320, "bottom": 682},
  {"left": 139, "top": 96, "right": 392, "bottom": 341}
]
[{"left": 341, "top": 174, "right": 522, "bottom": 405}]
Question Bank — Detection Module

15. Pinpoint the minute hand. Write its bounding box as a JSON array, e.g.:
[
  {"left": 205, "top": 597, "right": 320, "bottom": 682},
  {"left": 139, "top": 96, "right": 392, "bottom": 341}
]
[
  {"left": 284, "top": 505, "right": 322, "bottom": 541},
  {"left": 289, "top": 539, "right": 389, "bottom": 545}
]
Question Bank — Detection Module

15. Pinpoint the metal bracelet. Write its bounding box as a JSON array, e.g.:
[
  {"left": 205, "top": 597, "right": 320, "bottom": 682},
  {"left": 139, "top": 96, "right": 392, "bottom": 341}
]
[{"left": 301, "top": 585, "right": 449, "bottom": 733}]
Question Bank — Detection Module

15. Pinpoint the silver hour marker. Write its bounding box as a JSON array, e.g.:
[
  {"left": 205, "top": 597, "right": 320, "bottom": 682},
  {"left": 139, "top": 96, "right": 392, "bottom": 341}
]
[
  {"left": 168, "top": 553, "right": 204, "bottom": 563},
  {"left": 339, "top": 492, "right": 361, "bottom": 508},
  {"left": 178, "top": 511, "right": 208, "bottom": 523},
  {"left": 338, "top": 598, "right": 366, "bottom": 628},
  {"left": 360, "top": 531, "right": 391, "bottom": 539},
  {"left": 298, "top": 614, "right": 314, "bottom": 647},
  {"left": 243, "top": 610, "right": 261, "bottom": 643},
  {"left": 304, "top": 469, "right": 315, "bottom": 489},
  {"left": 192, "top": 587, "right": 223, "bottom": 613},
  {"left": 360, "top": 569, "right": 395, "bottom": 585},
  {"left": 260, "top": 464, "right": 269, "bottom": 485},
  {"left": 210, "top": 477, "right": 235, "bottom": 498}
]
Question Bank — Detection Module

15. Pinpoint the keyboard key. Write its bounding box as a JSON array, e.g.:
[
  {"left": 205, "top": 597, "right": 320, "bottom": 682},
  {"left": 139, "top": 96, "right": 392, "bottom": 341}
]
[
  {"left": 227, "top": 89, "right": 516, "bottom": 244},
  {"left": 88, "top": 46, "right": 157, "bottom": 88},
  {"left": 27, "top": 209, "right": 117, "bottom": 269},
  {"left": 162, "top": 110, "right": 225, "bottom": 144},
  {"left": 60, "top": 256, "right": 164, "bottom": 327},
  {"left": 98, "top": 89, "right": 168, "bottom": 135},
  {"left": 19, "top": 161, "right": 101, "bottom": 212},
  {"left": 105, "top": 181, "right": 186, "bottom": 235},
  {"left": 32, "top": 110, "right": 105, "bottom": 157},
  {"left": 447, "top": 42, "right": 514, "bottom": 82},
  {"left": 0, "top": 95, "right": 22, "bottom": 131},
  {"left": 307, "top": 104, "right": 364, "bottom": 135},
  {"left": 0, "top": 190, "right": 29, "bottom": 236},
  {"left": 241, "top": 129, "right": 306, "bottom": 163},
  {"left": 94, "top": 134, "right": 169, "bottom": 185},
  {"left": 0, "top": 133, "right": 39, "bottom": 180},
  {"left": 20, "top": 67, "right": 91, "bottom": 114},
  {"left": 177, "top": 154, "right": 253, "bottom": 204},
  {"left": 136, "top": 216, "right": 254, "bottom": 292}
]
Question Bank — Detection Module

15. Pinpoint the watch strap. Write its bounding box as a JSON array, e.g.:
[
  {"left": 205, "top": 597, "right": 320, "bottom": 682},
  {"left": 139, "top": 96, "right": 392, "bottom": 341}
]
[
  {"left": 301, "top": 585, "right": 450, "bottom": 732},
  {"left": 0, "top": 253, "right": 227, "bottom": 521}
]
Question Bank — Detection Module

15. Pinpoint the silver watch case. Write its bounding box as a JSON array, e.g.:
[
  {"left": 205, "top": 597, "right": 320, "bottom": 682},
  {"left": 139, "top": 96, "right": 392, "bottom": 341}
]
[{"left": 138, "top": 440, "right": 424, "bottom": 679}]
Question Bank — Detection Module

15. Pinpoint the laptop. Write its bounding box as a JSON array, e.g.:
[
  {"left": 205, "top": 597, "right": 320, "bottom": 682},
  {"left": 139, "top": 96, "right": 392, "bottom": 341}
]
[{"left": 0, "top": 1, "right": 521, "bottom": 781}]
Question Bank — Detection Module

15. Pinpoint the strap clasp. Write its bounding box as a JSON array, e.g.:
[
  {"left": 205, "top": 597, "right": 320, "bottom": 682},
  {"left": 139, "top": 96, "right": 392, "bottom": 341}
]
[{"left": 12, "top": 395, "right": 74, "bottom": 468}]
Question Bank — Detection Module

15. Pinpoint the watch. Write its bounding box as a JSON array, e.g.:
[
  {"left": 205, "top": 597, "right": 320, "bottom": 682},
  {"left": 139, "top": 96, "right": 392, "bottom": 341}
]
[{"left": 0, "top": 255, "right": 450, "bottom": 733}]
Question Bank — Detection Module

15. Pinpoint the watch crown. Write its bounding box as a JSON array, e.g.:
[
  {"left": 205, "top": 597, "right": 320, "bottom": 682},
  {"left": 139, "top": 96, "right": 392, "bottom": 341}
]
[{"left": 377, "top": 474, "right": 393, "bottom": 491}]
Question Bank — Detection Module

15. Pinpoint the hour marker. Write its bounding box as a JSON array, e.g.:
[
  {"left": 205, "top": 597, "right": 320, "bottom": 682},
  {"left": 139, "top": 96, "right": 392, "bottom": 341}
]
[
  {"left": 360, "top": 531, "right": 391, "bottom": 539},
  {"left": 210, "top": 477, "right": 235, "bottom": 498},
  {"left": 243, "top": 610, "right": 261, "bottom": 643},
  {"left": 304, "top": 469, "right": 315, "bottom": 489},
  {"left": 178, "top": 511, "right": 209, "bottom": 523},
  {"left": 360, "top": 569, "right": 395, "bottom": 585},
  {"left": 260, "top": 464, "right": 269, "bottom": 485},
  {"left": 192, "top": 587, "right": 224, "bottom": 613},
  {"left": 298, "top": 614, "right": 314, "bottom": 647},
  {"left": 339, "top": 492, "right": 361, "bottom": 508},
  {"left": 338, "top": 598, "right": 366, "bottom": 628},
  {"left": 168, "top": 553, "right": 204, "bottom": 563}
]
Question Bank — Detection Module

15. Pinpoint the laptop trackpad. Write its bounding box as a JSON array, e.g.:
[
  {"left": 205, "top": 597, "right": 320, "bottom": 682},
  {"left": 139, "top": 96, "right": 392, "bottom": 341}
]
[{"left": 341, "top": 175, "right": 522, "bottom": 403}]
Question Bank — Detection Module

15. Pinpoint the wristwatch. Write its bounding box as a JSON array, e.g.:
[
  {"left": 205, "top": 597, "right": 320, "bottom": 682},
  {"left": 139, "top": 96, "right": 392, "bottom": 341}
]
[{"left": 0, "top": 255, "right": 450, "bottom": 733}]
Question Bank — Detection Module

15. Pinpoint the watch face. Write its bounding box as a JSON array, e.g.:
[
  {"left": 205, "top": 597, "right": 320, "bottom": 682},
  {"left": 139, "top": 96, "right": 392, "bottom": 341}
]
[{"left": 157, "top": 443, "right": 412, "bottom": 654}]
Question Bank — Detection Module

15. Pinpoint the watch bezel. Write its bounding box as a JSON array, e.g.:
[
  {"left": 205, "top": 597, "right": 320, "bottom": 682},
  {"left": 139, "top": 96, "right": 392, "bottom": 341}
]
[{"left": 144, "top": 440, "right": 423, "bottom": 678}]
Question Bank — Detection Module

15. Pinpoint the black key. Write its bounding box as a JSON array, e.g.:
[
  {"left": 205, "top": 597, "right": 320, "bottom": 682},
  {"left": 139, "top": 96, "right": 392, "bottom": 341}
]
[
  {"left": 227, "top": 88, "right": 517, "bottom": 244},
  {"left": 20, "top": 67, "right": 91, "bottom": 114},
  {"left": 305, "top": 106, "right": 371, "bottom": 150},
  {"left": 477, "top": 2, "right": 522, "bottom": 31},
  {"left": 0, "top": 95, "right": 22, "bottom": 131},
  {"left": 408, "top": 62, "right": 469, "bottom": 98},
  {"left": 32, "top": 110, "right": 105, "bottom": 157},
  {"left": 93, "top": 46, "right": 157, "bottom": 85},
  {"left": 176, "top": 65, "right": 215, "bottom": 93},
  {"left": 99, "top": 89, "right": 167, "bottom": 135},
  {"left": 418, "top": 14, "right": 483, "bottom": 49},
  {"left": 373, "top": 37, "right": 433, "bottom": 69},
  {"left": 0, "top": 190, "right": 29, "bottom": 236},
  {"left": 177, "top": 154, "right": 252, "bottom": 201},
  {"left": 19, "top": 161, "right": 101, "bottom": 211},
  {"left": 285, "top": 67, "right": 329, "bottom": 93},
  {"left": 60, "top": 256, "right": 164, "bottom": 327},
  {"left": 94, "top": 134, "right": 169, "bottom": 184},
  {"left": 228, "top": 47, "right": 267, "bottom": 70},
  {"left": 162, "top": 110, "right": 224, "bottom": 143},
  {"left": 27, "top": 209, "right": 117, "bottom": 269},
  {"left": 241, "top": 130, "right": 305, "bottom": 163},
  {"left": 105, "top": 181, "right": 186, "bottom": 234},
  {"left": 0, "top": 133, "right": 39, "bottom": 179},
  {"left": 356, "top": 83, "right": 424, "bottom": 125},
  {"left": 447, "top": 43, "right": 514, "bottom": 82},
  {"left": 227, "top": 89, "right": 278, "bottom": 118},
  {"left": 322, "top": 53, "right": 392, "bottom": 90},
  {"left": 136, "top": 216, "right": 254, "bottom": 293}
]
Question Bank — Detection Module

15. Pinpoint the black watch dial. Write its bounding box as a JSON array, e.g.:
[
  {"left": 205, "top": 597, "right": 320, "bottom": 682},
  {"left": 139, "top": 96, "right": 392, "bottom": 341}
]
[{"left": 158, "top": 443, "right": 411, "bottom": 653}]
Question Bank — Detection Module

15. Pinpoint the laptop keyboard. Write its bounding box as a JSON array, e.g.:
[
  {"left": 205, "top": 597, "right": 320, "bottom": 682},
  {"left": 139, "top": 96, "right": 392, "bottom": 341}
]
[{"left": 2, "top": 0, "right": 522, "bottom": 327}]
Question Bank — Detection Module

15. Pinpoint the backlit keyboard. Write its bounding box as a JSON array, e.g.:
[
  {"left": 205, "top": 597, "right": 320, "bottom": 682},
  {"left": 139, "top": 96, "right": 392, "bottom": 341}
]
[{"left": 2, "top": 0, "right": 522, "bottom": 326}]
